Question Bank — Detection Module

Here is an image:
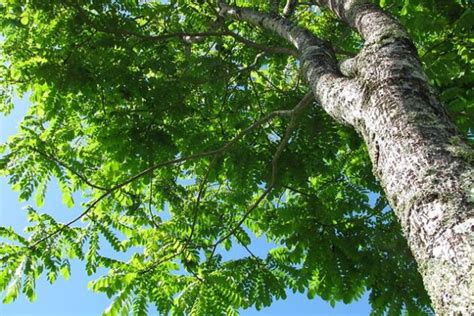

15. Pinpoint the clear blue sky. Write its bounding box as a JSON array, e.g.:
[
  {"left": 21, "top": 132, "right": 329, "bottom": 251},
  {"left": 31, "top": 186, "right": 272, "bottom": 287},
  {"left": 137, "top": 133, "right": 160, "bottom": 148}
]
[{"left": 0, "top": 96, "right": 371, "bottom": 315}]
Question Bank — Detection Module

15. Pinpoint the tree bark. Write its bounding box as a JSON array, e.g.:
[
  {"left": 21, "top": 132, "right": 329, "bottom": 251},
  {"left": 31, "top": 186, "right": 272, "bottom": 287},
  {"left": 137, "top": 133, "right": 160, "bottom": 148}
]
[{"left": 220, "top": 1, "right": 474, "bottom": 314}]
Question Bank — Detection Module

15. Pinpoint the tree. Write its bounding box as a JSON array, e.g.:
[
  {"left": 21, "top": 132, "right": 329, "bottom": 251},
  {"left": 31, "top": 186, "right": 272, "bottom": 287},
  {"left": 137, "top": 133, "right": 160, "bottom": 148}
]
[{"left": 0, "top": 0, "right": 472, "bottom": 314}]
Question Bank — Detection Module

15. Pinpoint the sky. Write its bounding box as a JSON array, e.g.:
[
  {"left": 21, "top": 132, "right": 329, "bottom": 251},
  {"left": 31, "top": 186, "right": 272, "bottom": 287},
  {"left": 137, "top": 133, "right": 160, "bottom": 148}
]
[{"left": 0, "top": 96, "right": 372, "bottom": 315}]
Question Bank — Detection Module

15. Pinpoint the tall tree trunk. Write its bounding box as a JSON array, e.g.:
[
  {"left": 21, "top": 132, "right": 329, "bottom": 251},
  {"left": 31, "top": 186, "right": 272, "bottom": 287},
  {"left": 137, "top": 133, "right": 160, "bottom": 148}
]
[{"left": 220, "top": 1, "right": 474, "bottom": 314}]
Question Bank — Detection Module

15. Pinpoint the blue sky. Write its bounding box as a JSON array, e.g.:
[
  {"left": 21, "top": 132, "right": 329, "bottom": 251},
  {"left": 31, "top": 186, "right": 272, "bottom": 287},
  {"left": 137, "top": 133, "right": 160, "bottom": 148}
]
[{"left": 0, "top": 96, "right": 371, "bottom": 315}]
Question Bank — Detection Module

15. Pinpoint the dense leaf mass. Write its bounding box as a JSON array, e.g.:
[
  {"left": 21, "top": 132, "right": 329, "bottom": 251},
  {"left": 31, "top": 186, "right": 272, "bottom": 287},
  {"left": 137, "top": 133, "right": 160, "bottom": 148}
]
[{"left": 0, "top": 0, "right": 471, "bottom": 315}]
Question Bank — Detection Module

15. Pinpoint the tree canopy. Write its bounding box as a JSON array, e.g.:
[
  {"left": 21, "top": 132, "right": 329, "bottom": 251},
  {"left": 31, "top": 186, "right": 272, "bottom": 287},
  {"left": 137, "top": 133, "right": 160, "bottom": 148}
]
[{"left": 0, "top": 0, "right": 472, "bottom": 315}]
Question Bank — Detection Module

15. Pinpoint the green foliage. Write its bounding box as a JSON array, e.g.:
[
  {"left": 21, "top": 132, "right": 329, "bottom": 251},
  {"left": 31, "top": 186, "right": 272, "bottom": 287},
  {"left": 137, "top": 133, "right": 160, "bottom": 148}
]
[{"left": 0, "top": 0, "right": 471, "bottom": 314}]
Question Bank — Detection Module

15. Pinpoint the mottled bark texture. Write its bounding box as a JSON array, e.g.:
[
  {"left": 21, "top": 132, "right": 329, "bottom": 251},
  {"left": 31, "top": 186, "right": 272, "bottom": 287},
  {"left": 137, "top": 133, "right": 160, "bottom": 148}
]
[{"left": 221, "top": 1, "right": 473, "bottom": 314}]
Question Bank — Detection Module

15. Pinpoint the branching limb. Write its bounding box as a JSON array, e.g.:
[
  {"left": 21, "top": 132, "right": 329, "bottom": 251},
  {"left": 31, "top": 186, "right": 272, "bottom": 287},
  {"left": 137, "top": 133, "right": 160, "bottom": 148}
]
[
  {"left": 313, "top": 0, "right": 408, "bottom": 44},
  {"left": 210, "top": 92, "right": 314, "bottom": 256},
  {"left": 240, "top": 52, "right": 265, "bottom": 73},
  {"left": 282, "top": 184, "right": 312, "bottom": 198},
  {"left": 234, "top": 234, "right": 263, "bottom": 263},
  {"left": 22, "top": 105, "right": 302, "bottom": 250},
  {"left": 138, "top": 252, "right": 180, "bottom": 276},
  {"left": 110, "top": 29, "right": 229, "bottom": 42},
  {"left": 74, "top": 2, "right": 297, "bottom": 57},
  {"left": 226, "top": 31, "right": 298, "bottom": 57},
  {"left": 219, "top": 3, "right": 366, "bottom": 127},
  {"left": 111, "top": 27, "right": 298, "bottom": 57}
]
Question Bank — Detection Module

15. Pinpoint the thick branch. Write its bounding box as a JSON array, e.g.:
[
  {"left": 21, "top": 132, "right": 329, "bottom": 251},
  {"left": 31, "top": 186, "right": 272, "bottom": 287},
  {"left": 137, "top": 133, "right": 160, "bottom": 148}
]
[
  {"left": 314, "top": 0, "right": 408, "bottom": 44},
  {"left": 339, "top": 57, "right": 358, "bottom": 77},
  {"left": 220, "top": 3, "right": 364, "bottom": 127},
  {"left": 220, "top": 3, "right": 337, "bottom": 74}
]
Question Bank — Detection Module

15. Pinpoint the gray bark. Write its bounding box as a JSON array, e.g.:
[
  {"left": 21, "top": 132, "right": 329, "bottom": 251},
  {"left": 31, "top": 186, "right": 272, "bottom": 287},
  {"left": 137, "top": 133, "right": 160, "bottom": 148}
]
[{"left": 221, "top": 1, "right": 474, "bottom": 314}]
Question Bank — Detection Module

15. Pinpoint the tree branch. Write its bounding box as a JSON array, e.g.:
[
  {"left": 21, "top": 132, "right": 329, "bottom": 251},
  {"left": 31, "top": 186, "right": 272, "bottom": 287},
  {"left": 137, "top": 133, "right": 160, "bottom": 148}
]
[
  {"left": 30, "top": 147, "right": 108, "bottom": 191},
  {"left": 23, "top": 105, "right": 303, "bottom": 251},
  {"left": 102, "top": 23, "right": 298, "bottom": 58},
  {"left": 227, "top": 31, "right": 298, "bottom": 57},
  {"left": 339, "top": 57, "right": 358, "bottom": 77},
  {"left": 147, "top": 174, "right": 160, "bottom": 229},
  {"left": 219, "top": 3, "right": 365, "bottom": 127},
  {"left": 313, "top": 0, "right": 408, "bottom": 44},
  {"left": 107, "top": 29, "right": 229, "bottom": 42},
  {"left": 235, "top": 233, "right": 262, "bottom": 262},
  {"left": 283, "top": 0, "right": 298, "bottom": 18},
  {"left": 211, "top": 92, "right": 314, "bottom": 254},
  {"left": 187, "top": 156, "right": 216, "bottom": 242},
  {"left": 219, "top": 3, "right": 336, "bottom": 67}
]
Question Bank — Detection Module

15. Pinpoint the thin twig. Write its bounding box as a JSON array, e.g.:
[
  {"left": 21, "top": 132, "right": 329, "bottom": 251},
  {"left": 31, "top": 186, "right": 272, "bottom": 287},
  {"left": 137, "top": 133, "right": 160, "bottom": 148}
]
[
  {"left": 234, "top": 230, "right": 263, "bottom": 262},
  {"left": 148, "top": 174, "right": 160, "bottom": 229},
  {"left": 187, "top": 156, "right": 217, "bottom": 242},
  {"left": 139, "top": 252, "right": 180, "bottom": 275},
  {"left": 227, "top": 31, "right": 298, "bottom": 57},
  {"left": 107, "top": 29, "right": 229, "bottom": 42},
  {"left": 31, "top": 147, "right": 108, "bottom": 191}
]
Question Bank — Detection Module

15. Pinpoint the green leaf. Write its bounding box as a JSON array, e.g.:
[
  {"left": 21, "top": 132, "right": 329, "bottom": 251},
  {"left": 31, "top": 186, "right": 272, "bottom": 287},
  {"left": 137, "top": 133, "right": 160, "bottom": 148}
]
[
  {"left": 59, "top": 180, "right": 74, "bottom": 208},
  {"left": 20, "top": 16, "right": 29, "bottom": 26},
  {"left": 59, "top": 260, "right": 71, "bottom": 281},
  {"left": 103, "top": 285, "right": 133, "bottom": 316},
  {"left": 35, "top": 179, "right": 48, "bottom": 207},
  {"left": 86, "top": 229, "right": 100, "bottom": 275},
  {"left": 3, "top": 276, "right": 21, "bottom": 304},
  {"left": 2, "top": 258, "right": 25, "bottom": 304},
  {"left": 132, "top": 289, "right": 148, "bottom": 316},
  {"left": 400, "top": 0, "right": 410, "bottom": 15}
]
